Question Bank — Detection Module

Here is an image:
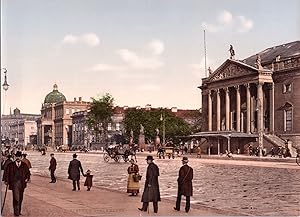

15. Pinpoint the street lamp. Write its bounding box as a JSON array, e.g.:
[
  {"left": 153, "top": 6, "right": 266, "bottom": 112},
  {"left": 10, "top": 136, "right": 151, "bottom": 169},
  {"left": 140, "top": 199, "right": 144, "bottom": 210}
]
[
  {"left": 160, "top": 109, "right": 166, "bottom": 145},
  {"left": 2, "top": 68, "right": 9, "bottom": 115}
]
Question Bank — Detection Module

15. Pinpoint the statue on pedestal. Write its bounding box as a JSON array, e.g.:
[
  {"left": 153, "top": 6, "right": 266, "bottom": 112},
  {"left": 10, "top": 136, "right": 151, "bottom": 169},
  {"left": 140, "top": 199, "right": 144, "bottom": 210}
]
[{"left": 138, "top": 124, "right": 145, "bottom": 151}]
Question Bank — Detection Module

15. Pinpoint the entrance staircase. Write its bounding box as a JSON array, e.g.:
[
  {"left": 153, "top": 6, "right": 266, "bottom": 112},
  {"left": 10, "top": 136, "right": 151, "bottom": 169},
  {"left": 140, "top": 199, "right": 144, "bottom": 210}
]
[{"left": 263, "top": 134, "right": 298, "bottom": 157}]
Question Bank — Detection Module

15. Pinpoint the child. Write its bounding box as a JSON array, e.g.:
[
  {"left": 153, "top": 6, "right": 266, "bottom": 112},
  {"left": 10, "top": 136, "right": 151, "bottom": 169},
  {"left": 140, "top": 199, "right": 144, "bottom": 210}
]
[{"left": 84, "top": 169, "right": 93, "bottom": 191}]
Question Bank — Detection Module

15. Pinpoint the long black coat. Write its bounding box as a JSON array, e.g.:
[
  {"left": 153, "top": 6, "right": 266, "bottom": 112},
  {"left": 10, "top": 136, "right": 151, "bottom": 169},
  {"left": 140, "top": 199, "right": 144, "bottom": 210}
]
[
  {"left": 49, "top": 157, "right": 57, "bottom": 171},
  {"left": 68, "top": 159, "right": 84, "bottom": 181},
  {"left": 177, "top": 164, "right": 193, "bottom": 196},
  {"left": 141, "top": 162, "right": 161, "bottom": 202},
  {"left": 3, "top": 161, "right": 30, "bottom": 190}
]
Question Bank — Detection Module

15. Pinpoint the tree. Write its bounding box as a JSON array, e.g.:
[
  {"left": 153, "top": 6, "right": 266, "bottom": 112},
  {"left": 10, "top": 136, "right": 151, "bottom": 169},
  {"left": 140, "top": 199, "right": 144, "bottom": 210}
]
[
  {"left": 123, "top": 108, "right": 191, "bottom": 144},
  {"left": 87, "top": 93, "right": 114, "bottom": 143}
]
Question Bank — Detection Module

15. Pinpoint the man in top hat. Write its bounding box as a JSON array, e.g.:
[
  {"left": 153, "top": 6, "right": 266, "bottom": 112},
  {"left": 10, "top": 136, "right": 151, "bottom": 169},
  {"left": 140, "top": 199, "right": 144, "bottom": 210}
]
[
  {"left": 138, "top": 155, "right": 161, "bottom": 213},
  {"left": 68, "top": 153, "right": 84, "bottom": 191},
  {"left": 3, "top": 151, "right": 30, "bottom": 216},
  {"left": 49, "top": 153, "right": 57, "bottom": 183},
  {"left": 174, "top": 156, "right": 193, "bottom": 213}
]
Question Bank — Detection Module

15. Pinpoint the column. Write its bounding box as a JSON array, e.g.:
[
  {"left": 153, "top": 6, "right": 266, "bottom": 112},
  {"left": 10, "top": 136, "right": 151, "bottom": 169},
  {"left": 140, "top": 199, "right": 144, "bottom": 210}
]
[
  {"left": 269, "top": 83, "right": 275, "bottom": 133},
  {"left": 208, "top": 90, "right": 212, "bottom": 131},
  {"left": 225, "top": 87, "right": 230, "bottom": 131},
  {"left": 41, "top": 125, "right": 44, "bottom": 146},
  {"left": 257, "top": 82, "right": 264, "bottom": 157},
  {"left": 246, "top": 84, "right": 251, "bottom": 133},
  {"left": 250, "top": 96, "right": 255, "bottom": 132},
  {"left": 257, "top": 82, "right": 264, "bottom": 133},
  {"left": 217, "top": 138, "right": 220, "bottom": 155},
  {"left": 216, "top": 89, "right": 221, "bottom": 131},
  {"left": 235, "top": 85, "right": 241, "bottom": 132}
]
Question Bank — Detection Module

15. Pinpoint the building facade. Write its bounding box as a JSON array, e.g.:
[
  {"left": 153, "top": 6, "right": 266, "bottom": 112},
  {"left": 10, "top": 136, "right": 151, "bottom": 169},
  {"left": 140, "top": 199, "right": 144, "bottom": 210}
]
[
  {"left": 36, "top": 84, "right": 90, "bottom": 149},
  {"left": 1, "top": 108, "right": 40, "bottom": 149},
  {"left": 199, "top": 41, "right": 300, "bottom": 155}
]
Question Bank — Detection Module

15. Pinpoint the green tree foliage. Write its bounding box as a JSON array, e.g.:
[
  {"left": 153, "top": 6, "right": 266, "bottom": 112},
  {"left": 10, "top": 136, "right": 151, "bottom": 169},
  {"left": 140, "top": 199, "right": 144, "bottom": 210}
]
[
  {"left": 124, "top": 108, "right": 191, "bottom": 144},
  {"left": 87, "top": 93, "right": 114, "bottom": 142}
]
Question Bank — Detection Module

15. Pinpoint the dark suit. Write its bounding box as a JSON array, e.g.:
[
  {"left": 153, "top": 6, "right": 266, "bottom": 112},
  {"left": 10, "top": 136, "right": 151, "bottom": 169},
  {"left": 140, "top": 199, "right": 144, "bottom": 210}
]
[
  {"left": 141, "top": 162, "right": 160, "bottom": 213},
  {"left": 49, "top": 157, "right": 57, "bottom": 182},
  {"left": 3, "top": 161, "right": 30, "bottom": 216},
  {"left": 68, "top": 158, "right": 84, "bottom": 190},
  {"left": 175, "top": 164, "right": 193, "bottom": 212}
]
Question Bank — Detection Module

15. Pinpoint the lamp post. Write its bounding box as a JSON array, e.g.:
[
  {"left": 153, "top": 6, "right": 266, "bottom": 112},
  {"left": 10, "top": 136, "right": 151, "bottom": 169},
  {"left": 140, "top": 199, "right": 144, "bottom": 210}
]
[
  {"left": 160, "top": 109, "right": 166, "bottom": 145},
  {"left": 2, "top": 68, "right": 9, "bottom": 115}
]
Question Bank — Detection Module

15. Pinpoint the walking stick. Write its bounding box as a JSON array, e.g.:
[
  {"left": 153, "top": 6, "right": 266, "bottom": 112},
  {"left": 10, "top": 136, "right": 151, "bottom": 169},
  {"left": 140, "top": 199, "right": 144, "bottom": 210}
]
[
  {"left": 1, "top": 184, "right": 8, "bottom": 214},
  {"left": 147, "top": 186, "right": 150, "bottom": 214}
]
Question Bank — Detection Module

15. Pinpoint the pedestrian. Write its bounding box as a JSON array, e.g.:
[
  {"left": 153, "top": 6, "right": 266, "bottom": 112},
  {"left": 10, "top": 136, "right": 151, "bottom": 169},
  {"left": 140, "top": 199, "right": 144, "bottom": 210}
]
[
  {"left": 3, "top": 151, "right": 30, "bottom": 216},
  {"left": 271, "top": 147, "right": 275, "bottom": 157},
  {"left": 174, "top": 156, "right": 193, "bottom": 213},
  {"left": 197, "top": 146, "right": 202, "bottom": 158},
  {"left": 84, "top": 169, "right": 93, "bottom": 191},
  {"left": 138, "top": 155, "right": 160, "bottom": 213},
  {"left": 68, "top": 153, "right": 84, "bottom": 191},
  {"left": 21, "top": 153, "right": 32, "bottom": 169},
  {"left": 1, "top": 154, "right": 13, "bottom": 171},
  {"left": 49, "top": 153, "right": 57, "bottom": 183},
  {"left": 127, "top": 159, "right": 140, "bottom": 196}
]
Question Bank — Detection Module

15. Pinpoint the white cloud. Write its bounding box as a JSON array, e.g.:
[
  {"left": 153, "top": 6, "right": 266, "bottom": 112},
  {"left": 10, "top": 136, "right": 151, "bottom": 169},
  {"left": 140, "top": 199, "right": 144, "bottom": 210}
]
[
  {"left": 117, "top": 49, "right": 163, "bottom": 69},
  {"left": 201, "top": 22, "right": 219, "bottom": 33},
  {"left": 218, "top": 10, "right": 233, "bottom": 25},
  {"left": 62, "top": 34, "right": 78, "bottom": 44},
  {"left": 62, "top": 33, "right": 100, "bottom": 46},
  {"left": 201, "top": 10, "right": 253, "bottom": 33},
  {"left": 148, "top": 39, "right": 165, "bottom": 55},
  {"left": 238, "top": 16, "right": 253, "bottom": 32}
]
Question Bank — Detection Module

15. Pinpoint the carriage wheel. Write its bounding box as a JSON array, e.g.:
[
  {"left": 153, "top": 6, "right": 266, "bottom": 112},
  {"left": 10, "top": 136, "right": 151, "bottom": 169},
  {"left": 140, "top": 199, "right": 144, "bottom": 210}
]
[
  {"left": 103, "top": 153, "right": 110, "bottom": 163},
  {"left": 114, "top": 155, "right": 120, "bottom": 162}
]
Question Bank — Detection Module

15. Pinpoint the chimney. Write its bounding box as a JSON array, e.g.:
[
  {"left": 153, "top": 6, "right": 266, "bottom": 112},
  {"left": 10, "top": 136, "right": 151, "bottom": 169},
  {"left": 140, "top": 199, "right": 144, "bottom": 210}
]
[
  {"left": 74, "top": 97, "right": 76, "bottom": 102},
  {"left": 79, "top": 97, "right": 82, "bottom": 102}
]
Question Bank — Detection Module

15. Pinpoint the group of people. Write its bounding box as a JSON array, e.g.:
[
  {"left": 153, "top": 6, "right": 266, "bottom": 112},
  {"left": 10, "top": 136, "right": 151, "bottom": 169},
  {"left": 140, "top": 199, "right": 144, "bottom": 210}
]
[{"left": 127, "top": 155, "right": 193, "bottom": 213}]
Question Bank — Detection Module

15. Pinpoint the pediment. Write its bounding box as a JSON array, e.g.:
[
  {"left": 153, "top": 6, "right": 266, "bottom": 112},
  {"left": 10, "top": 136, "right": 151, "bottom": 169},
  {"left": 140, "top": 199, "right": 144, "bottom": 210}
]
[{"left": 208, "top": 59, "right": 258, "bottom": 82}]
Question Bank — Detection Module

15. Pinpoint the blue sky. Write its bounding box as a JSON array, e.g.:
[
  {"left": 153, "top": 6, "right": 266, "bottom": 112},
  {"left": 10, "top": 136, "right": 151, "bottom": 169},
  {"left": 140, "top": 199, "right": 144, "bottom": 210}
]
[{"left": 1, "top": 0, "right": 299, "bottom": 114}]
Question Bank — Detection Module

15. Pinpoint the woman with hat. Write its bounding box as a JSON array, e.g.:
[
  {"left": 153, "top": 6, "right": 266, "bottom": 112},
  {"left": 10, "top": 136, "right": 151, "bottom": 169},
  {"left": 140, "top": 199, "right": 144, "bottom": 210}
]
[
  {"left": 127, "top": 159, "right": 140, "bottom": 196},
  {"left": 68, "top": 153, "right": 85, "bottom": 191},
  {"left": 174, "top": 156, "right": 193, "bottom": 213},
  {"left": 138, "top": 155, "right": 161, "bottom": 213}
]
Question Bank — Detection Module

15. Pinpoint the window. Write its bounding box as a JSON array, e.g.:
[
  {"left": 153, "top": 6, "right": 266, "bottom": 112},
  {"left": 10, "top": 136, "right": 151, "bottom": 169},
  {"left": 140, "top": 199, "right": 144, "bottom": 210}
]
[
  {"left": 284, "top": 109, "right": 292, "bottom": 131},
  {"left": 108, "top": 123, "right": 112, "bottom": 131},
  {"left": 283, "top": 83, "right": 292, "bottom": 93},
  {"left": 66, "top": 109, "right": 70, "bottom": 115}
]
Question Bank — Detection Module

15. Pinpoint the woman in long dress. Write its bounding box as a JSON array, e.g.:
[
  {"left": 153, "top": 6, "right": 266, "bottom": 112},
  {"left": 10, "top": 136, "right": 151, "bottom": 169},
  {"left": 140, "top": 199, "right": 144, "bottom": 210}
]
[{"left": 127, "top": 159, "right": 140, "bottom": 196}]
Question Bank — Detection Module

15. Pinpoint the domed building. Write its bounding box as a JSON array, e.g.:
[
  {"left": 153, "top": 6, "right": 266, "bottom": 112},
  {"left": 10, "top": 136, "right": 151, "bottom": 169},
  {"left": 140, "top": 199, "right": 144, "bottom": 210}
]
[{"left": 36, "top": 84, "right": 90, "bottom": 149}]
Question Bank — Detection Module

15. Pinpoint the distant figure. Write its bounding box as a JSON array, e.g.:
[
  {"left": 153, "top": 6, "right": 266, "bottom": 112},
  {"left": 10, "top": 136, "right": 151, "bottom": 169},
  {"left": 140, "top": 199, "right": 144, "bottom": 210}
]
[
  {"left": 174, "top": 157, "right": 193, "bottom": 213},
  {"left": 84, "top": 169, "right": 93, "bottom": 191},
  {"left": 197, "top": 146, "right": 202, "bottom": 158},
  {"left": 49, "top": 153, "right": 57, "bottom": 183},
  {"left": 1, "top": 154, "right": 13, "bottom": 171},
  {"left": 138, "top": 156, "right": 160, "bottom": 213},
  {"left": 271, "top": 148, "right": 275, "bottom": 157},
  {"left": 3, "top": 151, "right": 30, "bottom": 216},
  {"left": 229, "top": 45, "right": 235, "bottom": 59},
  {"left": 127, "top": 159, "right": 140, "bottom": 196},
  {"left": 68, "top": 153, "right": 84, "bottom": 191},
  {"left": 21, "top": 153, "right": 32, "bottom": 181}
]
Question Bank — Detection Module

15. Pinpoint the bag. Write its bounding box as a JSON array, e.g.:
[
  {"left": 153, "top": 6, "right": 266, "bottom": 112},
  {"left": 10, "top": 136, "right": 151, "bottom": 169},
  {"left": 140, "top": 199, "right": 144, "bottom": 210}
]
[{"left": 133, "top": 174, "right": 142, "bottom": 182}]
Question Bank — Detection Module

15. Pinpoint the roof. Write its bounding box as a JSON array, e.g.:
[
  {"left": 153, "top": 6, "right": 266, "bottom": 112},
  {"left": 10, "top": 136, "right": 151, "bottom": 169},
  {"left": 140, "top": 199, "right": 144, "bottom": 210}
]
[
  {"left": 44, "top": 84, "right": 67, "bottom": 104},
  {"left": 189, "top": 131, "right": 258, "bottom": 139},
  {"left": 243, "top": 41, "right": 300, "bottom": 67}
]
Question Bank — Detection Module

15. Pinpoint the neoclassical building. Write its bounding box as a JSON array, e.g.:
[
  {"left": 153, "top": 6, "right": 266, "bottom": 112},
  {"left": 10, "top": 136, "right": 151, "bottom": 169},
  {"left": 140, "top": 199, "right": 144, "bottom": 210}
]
[
  {"left": 198, "top": 41, "right": 300, "bottom": 155},
  {"left": 36, "top": 84, "right": 90, "bottom": 149}
]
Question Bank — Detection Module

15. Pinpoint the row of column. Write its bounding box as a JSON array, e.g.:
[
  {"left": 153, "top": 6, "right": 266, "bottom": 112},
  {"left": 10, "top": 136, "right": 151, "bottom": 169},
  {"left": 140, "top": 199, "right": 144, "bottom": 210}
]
[{"left": 207, "top": 82, "right": 274, "bottom": 134}]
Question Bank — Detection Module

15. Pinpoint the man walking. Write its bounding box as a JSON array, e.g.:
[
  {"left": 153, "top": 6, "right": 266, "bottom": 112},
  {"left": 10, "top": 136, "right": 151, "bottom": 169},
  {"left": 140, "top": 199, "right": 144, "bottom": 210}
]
[
  {"left": 138, "top": 155, "right": 160, "bottom": 213},
  {"left": 3, "top": 151, "right": 30, "bottom": 216},
  {"left": 174, "top": 156, "right": 193, "bottom": 213},
  {"left": 68, "top": 153, "right": 84, "bottom": 191},
  {"left": 49, "top": 153, "right": 57, "bottom": 183}
]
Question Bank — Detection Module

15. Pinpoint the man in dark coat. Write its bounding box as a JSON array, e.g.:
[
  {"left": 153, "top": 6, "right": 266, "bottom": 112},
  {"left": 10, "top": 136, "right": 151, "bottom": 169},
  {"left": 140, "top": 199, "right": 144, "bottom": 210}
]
[
  {"left": 68, "top": 153, "right": 84, "bottom": 191},
  {"left": 138, "top": 155, "right": 160, "bottom": 213},
  {"left": 49, "top": 153, "right": 57, "bottom": 183},
  {"left": 3, "top": 151, "right": 30, "bottom": 216},
  {"left": 1, "top": 154, "right": 13, "bottom": 171},
  {"left": 174, "top": 156, "right": 193, "bottom": 213}
]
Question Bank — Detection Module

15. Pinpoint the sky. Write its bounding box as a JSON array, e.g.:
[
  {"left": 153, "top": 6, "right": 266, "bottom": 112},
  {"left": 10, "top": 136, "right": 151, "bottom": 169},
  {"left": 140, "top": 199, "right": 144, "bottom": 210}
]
[{"left": 1, "top": 0, "right": 299, "bottom": 114}]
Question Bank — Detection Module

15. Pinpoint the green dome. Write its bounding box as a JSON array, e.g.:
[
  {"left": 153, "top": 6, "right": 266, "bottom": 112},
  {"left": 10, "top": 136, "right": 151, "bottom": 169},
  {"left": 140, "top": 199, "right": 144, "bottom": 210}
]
[{"left": 44, "top": 84, "right": 66, "bottom": 104}]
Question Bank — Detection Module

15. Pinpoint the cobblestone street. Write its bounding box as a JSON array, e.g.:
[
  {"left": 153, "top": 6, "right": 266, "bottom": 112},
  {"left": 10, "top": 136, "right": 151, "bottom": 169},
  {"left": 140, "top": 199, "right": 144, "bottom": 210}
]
[{"left": 25, "top": 151, "right": 300, "bottom": 216}]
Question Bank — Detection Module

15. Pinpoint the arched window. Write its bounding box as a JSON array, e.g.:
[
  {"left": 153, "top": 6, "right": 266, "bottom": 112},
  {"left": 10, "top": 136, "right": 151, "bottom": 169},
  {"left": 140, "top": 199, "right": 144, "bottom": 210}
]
[{"left": 281, "top": 102, "right": 293, "bottom": 132}]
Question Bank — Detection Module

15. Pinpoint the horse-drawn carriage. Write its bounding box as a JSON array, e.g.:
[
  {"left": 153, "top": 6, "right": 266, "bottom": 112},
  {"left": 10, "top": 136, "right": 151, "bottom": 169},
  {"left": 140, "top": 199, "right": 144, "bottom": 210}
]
[
  {"left": 103, "top": 144, "right": 137, "bottom": 163},
  {"left": 157, "top": 143, "right": 179, "bottom": 159}
]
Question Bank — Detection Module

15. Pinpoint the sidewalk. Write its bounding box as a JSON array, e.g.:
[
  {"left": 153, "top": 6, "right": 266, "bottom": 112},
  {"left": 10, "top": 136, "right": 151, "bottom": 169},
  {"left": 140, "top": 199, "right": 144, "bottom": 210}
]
[{"left": 1, "top": 175, "right": 242, "bottom": 217}]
